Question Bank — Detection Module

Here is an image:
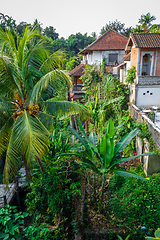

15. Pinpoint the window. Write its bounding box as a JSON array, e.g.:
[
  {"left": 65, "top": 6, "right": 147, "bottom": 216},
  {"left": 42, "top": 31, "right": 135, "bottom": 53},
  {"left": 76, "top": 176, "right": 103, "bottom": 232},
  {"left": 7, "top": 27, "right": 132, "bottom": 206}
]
[{"left": 109, "top": 54, "right": 118, "bottom": 63}]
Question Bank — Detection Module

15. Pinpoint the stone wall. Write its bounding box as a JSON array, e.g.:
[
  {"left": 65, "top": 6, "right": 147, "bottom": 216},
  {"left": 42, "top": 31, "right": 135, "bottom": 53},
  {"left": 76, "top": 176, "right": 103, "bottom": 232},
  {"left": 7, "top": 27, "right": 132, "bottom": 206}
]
[
  {"left": 129, "top": 103, "right": 160, "bottom": 149},
  {"left": 102, "top": 50, "right": 125, "bottom": 66},
  {"left": 129, "top": 103, "right": 160, "bottom": 175},
  {"left": 137, "top": 76, "right": 160, "bottom": 85}
]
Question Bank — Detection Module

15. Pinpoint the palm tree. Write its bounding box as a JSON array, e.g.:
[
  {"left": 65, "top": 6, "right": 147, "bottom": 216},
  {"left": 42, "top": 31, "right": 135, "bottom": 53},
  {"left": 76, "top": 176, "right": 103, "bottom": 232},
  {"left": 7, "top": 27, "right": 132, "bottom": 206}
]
[
  {"left": 138, "top": 12, "right": 156, "bottom": 31},
  {"left": 0, "top": 26, "right": 92, "bottom": 184}
]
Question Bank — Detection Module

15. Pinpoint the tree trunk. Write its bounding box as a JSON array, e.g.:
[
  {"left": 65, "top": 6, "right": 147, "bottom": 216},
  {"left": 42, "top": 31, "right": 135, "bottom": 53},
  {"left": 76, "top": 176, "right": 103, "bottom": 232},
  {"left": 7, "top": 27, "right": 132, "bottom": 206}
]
[{"left": 37, "top": 158, "right": 45, "bottom": 172}]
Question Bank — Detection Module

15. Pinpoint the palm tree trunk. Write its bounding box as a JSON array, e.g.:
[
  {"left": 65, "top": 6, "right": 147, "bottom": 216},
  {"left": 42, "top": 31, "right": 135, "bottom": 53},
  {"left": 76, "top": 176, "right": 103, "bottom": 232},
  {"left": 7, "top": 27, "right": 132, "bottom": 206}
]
[{"left": 37, "top": 158, "right": 45, "bottom": 172}]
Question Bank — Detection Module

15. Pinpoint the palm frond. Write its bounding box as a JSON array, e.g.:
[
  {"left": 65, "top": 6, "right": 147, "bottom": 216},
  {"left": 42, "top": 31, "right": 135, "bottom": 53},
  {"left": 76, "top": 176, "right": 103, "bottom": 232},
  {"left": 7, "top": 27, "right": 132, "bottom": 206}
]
[
  {"left": 41, "top": 101, "right": 93, "bottom": 122},
  {"left": 39, "top": 49, "right": 67, "bottom": 73},
  {"left": 0, "top": 56, "right": 17, "bottom": 94},
  {"left": 0, "top": 117, "right": 14, "bottom": 157},
  {"left": 0, "top": 55, "right": 24, "bottom": 101},
  {"left": 29, "top": 70, "right": 72, "bottom": 104},
  {"left": 17, "top": 26, "right": 42, "bottom": 69},
  {"left": 37, "top": 111, "right": 56, "bottom": 131},
  {"left": 3, "top": 110, "right": 50, "bottom": 183},
  {"left": 22, "top": 40, "right": 50, "bottom": 81},
  {"left": 0, "top": 28, "right": 16, "bottom": 56}
]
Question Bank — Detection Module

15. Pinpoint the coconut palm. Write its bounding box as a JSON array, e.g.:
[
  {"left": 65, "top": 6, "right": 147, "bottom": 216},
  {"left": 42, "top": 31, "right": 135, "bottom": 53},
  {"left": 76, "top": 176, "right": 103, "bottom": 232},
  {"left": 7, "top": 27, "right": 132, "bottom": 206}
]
[
  {"left": 138, "top": 12, "right": 156, "bottom": 31},
  {"left": 0, "top": 26, "right": 92, "bottom": 184}
]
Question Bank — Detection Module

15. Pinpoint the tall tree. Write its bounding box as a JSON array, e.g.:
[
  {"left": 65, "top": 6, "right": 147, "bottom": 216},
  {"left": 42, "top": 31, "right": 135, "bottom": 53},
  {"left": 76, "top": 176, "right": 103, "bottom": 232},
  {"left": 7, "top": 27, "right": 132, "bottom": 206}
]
[
  {"left": 32, "top": 19, "right": 43, "bottom": 33},
  {"left": 100, "top": 19, "right": 128, "bottom": 36},
  {"left": 138, "top": 12, "right": 156, "bottom": 31},
  {"left": 67, "top": 32, "right": 94, "bottom": 56},
  {"left": 43, "top": 26, "right": 59, "bottom": 40},
  {"left": 16, "top": 21, "right": 31, "bottom": 36},
  {"left": 0, "top": 26, "right": 92, "bottom": 184},
  {"left": 0, "top": 13, "right": 16, "bottom": 33}
]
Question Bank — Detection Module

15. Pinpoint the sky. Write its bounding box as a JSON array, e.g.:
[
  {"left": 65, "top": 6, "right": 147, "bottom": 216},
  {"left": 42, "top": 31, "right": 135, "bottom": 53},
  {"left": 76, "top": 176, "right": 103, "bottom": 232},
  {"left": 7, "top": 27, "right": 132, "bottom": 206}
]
[{"left": 1, "top": 0, "right": 160, "bottom": 39}]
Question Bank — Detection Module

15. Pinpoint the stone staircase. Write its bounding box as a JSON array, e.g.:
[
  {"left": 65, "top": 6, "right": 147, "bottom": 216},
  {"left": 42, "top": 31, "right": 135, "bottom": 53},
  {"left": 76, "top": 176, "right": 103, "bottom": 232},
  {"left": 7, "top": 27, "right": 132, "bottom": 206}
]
[{"left": 0, "top": 168, "right": 26, "bottom": 208}]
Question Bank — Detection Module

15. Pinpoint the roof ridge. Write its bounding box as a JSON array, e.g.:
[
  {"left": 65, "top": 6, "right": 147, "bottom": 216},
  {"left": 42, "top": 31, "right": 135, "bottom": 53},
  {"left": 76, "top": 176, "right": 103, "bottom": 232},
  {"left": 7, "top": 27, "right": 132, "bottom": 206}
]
[{"left": 79, "top": 29, "right": 128, "bottom": 54}]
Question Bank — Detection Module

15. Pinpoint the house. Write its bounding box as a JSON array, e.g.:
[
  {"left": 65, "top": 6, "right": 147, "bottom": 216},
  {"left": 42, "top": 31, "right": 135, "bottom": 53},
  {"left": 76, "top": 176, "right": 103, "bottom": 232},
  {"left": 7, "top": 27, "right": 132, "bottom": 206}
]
[
  {"left": 118, "top": 52, "right": 131, "bottom": 83},
  {"left": 68, "top": 64, "right": 86, "bottom": 102},
  {"left": 120, "top": 32, "right": 160, "bottom": 108},
  {"left": 68, "top": 29, "right": 128, "bottom": 101}
]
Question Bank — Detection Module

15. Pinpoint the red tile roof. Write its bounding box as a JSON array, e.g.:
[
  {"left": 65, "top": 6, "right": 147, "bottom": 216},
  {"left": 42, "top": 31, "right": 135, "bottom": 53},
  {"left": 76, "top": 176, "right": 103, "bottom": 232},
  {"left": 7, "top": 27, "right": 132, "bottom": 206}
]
[
  {"left": 68, "top": 64, "right": 85, "bottom": 76},
  {"left": 122, "top": 52, "right": 131, "bottom": 61},
  {"left": 79, "top": 29, "right": 128, "bottom": 54},
  {"left": 130, "top": 33, "right": 160, "bottom": 48}
]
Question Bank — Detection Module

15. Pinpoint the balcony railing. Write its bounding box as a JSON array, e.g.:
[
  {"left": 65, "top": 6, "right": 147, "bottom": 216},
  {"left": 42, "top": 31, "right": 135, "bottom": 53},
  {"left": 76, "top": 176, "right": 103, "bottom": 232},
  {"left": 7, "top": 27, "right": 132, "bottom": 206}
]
[
  {"left": 72, "top": 85, "right": 86, "bottom": 93},
  {"left": 73, "top": 85, "right": 82, "bottom": 91},
  {"left": 136, "top": 76, "right": 160, "bottom": 85}
]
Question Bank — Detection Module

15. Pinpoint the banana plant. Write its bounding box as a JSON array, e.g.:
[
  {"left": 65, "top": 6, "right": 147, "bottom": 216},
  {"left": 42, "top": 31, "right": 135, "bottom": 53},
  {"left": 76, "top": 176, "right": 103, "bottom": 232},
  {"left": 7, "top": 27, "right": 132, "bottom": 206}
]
[{"left": 67, "top": 118, "right": 155, "bottom": 203}]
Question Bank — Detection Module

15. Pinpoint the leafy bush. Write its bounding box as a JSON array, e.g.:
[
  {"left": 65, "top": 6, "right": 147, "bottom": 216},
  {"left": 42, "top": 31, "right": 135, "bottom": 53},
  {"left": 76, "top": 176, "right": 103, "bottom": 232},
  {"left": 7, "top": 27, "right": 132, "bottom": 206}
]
[
  {"left": 125, "top": 66, "right": 136, "bottom": 84},
  {"left": 0, "top": 205, "right": 28, "bottom": 239},
  {"left": 26, "top": 158, "right": 82, "bottom": 239},
  {"left": 108, "top": 172, "right": 160, "bottom": 238}
]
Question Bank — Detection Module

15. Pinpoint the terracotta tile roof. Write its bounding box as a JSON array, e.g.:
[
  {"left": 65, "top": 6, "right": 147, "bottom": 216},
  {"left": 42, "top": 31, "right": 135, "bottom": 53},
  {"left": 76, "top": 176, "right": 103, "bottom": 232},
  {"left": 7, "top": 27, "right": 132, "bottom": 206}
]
[
  {"left": 122, "top": 52, "right": 131, "bottom": 61},
  {"left": 68, "top": 64, "right": 85, "bottom": 76},
  {"left": 130, "top": 33, "right": 160, "bottom": 48},
  {"left": 79, "top": 29, "right": 128, "bottom": 54}
]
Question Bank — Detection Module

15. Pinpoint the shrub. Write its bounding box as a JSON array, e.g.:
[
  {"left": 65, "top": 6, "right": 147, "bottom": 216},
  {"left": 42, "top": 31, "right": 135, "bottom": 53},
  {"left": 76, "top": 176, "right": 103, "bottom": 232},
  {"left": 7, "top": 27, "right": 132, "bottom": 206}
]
[
  {"left": 108, "top": 172, "right": 160, "bottom": 238},
  {"left": 25, "top": 159, "right": 82, "bottom": 239},
  {"left": 0, "top": 205, "right": 28, "bottom": 239},
  {"left": 126, "top": 66, "right": 136, "bottom": 84}
]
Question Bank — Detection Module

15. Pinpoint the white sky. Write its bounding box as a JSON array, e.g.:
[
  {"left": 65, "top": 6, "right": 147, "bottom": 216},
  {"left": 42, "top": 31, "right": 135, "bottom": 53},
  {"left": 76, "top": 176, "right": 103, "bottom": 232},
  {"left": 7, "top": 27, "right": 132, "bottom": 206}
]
[{"left": 1, "top": 0, "right": 160, "bottom": 38}]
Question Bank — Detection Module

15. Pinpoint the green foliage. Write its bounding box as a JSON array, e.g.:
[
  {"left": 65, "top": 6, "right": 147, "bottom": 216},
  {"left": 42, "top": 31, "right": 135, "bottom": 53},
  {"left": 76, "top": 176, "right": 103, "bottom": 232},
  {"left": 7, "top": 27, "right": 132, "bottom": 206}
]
[
  {"left": 0, "top": 27, "right": 92, "bottom": 184},
  {"left": 149, "top": 25, "right": 160, "bottom": 33},
  {"left": 136, "top": 121, "right": 152, "bottom": 143},
  {"left": 125, "top": 66, "right": 136, "bottom": 84},
  {"left": 80, "top": 64, "right": 101, "bottom": 91},
  {"left": 66, "top": 55, "right": 82, "bottom": 72},
  {"left": 49, "top": 118, "right": 71, "bottom": 157},
  {"left": 43, "top": 26, "right": 59, "bottom": 40},
  {"left": 52, "top": 33, "right": 94, "bottom": 57},
  {"left": 138, "top": 12, "right": 156, "bottom": 31},
  {"left": 100, "top": 19, "right": 131, "bottom": 37},
  {"left": 117, "top": 234, "right": 130, "bottom": 240},
  {"left": 108, "top": 173, "right": 160, "bottom": 237},
  {"left": 0, "top": 205, "right": 29, "bottom": 239},
  {"left": 132, "top": 12, "right": 156, "bottom": 33},
  {"left": 146, "top": 228, "right": 160, "bottom": 239},
  {"left": 26, "top": 157, "right": 82, "bottom": 239},
  {"left": 67, "top": 119, "right": 153, "bottom": 206},
  {"left": 0, "top": 13, "right": 16, "bottom": 34},
  {"left": 67, "top": 32, "right": 94, "bottom": 56}
]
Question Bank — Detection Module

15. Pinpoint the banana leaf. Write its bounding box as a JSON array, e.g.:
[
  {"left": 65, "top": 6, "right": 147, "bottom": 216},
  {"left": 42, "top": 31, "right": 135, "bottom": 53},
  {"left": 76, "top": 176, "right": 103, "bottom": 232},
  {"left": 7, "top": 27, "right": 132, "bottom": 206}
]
[
  {"left": 114, "top": 128, "right": 139, "bottom": 158},
  {"left": 112, "top": 152, "right": 156, "bottom": 166},
  {"left": 112, "top": 169, "right": 147, "bottom": 180},
  {"left": 99, "top": 133, "right": 114, "bottom": 168}
]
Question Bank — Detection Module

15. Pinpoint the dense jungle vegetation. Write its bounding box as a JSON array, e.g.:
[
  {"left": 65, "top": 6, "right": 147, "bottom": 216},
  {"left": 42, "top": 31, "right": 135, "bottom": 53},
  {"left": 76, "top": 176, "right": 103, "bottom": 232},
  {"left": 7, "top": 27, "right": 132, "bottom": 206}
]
[{"left": 0, "top": 12, "right": 160, "bottom": 240}]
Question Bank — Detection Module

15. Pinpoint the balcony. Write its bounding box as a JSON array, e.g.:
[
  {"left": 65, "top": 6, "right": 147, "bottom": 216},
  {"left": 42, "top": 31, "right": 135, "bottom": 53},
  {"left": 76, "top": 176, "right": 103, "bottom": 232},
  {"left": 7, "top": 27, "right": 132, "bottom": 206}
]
[
  {"left": 136, "top": 76, "right": 160, "bottom": 85},
  {"left": 72, "top": 85, "right": 86, "bottom": 94}
]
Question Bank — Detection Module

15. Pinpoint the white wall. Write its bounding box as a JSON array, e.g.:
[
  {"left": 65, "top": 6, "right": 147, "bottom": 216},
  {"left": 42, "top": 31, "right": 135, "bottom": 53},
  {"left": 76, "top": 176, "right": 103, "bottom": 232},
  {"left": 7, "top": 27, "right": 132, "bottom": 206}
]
[
  {"left": 92, "top": 51, "right": 102, "bottom": 65},
  {"left": 136, "top": 85, "right": 160, "bottom": 107}
]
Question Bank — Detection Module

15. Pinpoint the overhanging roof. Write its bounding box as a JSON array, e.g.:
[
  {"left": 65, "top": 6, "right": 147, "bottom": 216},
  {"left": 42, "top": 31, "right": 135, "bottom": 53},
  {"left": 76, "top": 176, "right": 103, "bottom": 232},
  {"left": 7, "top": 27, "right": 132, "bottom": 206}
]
[
  {"left": 68, "top": 64, "right": 86, "bottom": 77},
  {"left": 126, "top": 33, "right": 160, "bottom": 50},
  {"left": 79, "top": 29, "right": 128, "bottom": 54}
]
